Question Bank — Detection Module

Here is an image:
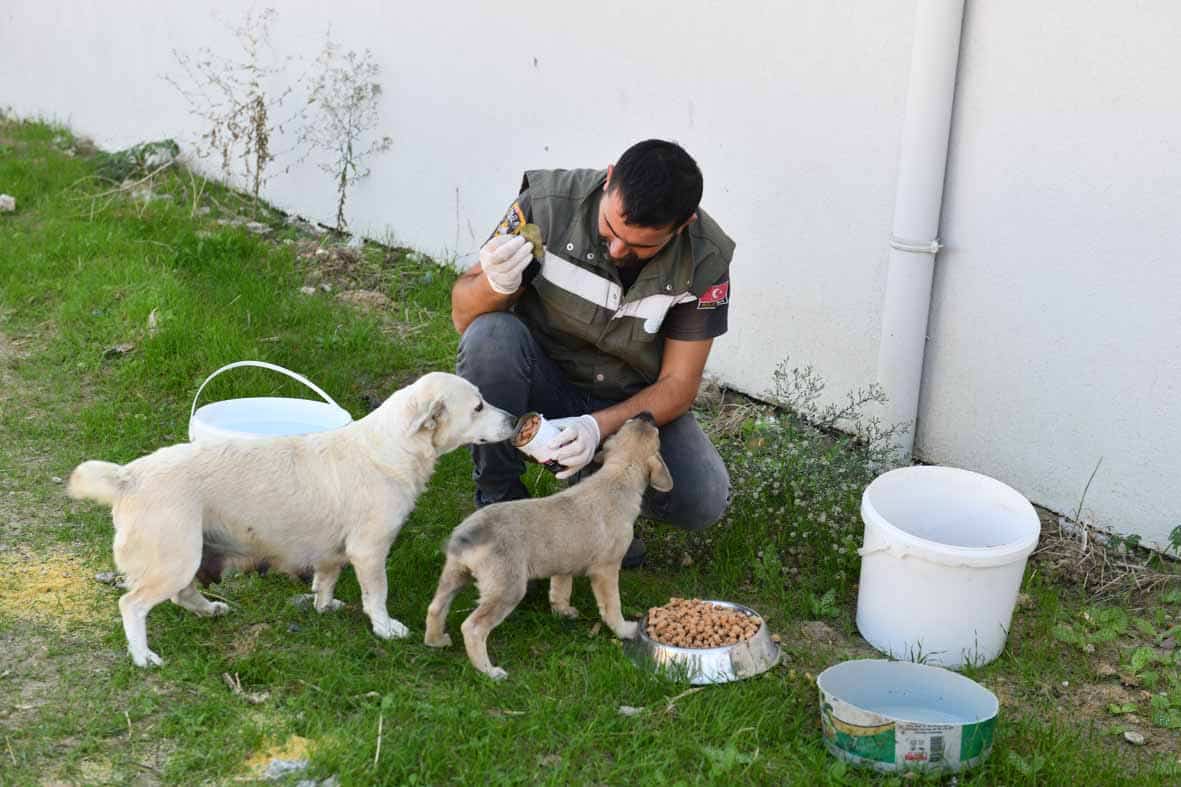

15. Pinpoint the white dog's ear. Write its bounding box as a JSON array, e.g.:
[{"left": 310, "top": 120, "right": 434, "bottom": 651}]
[
  {"left": 408, "top": 397, "right": 446, "bottom": 433},
  {"left": 647, "top": 453, "right": 673, "bottom": 492}
]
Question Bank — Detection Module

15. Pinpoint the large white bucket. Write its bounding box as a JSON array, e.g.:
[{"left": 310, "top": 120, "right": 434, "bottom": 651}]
[
  {"left": 855, "top": 466, "right": 1040, "bottom": 668},
  {"left": 189, "top": 361, "right": 353, "bottom": 442}
]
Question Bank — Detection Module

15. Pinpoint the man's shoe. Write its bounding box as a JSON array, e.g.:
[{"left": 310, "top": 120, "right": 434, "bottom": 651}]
[{"left": 621, "top": 537, "right": 646, "bottom": 569}]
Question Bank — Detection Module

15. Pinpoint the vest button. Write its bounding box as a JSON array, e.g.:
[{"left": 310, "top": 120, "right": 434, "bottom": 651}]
[
  {"left": 565, "top": 242, "right": 574, "bottom": 252},
  {"left": 595, "top": 373, "right": 605, "bottom": 382},
  {"left": 586, "top": 253, "right": 594, "bottom": 260},
  {"left": 665, "top": 284, "right": 672, "bottom": 290}
]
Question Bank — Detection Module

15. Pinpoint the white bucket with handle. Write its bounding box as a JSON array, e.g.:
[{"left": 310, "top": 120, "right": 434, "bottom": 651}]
[
  {"left": 855, "top": 466, "right": 1040, "bottom": 668},
  {"left": 189, "top": 360, "right": 353, "bottom": 442}
]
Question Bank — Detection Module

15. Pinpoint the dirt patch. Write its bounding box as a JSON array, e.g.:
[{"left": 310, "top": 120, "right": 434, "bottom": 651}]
[
  {"left": 0, "top": 327, "right": 29, "bottom": 404},
  {"left": 0, "top": 625, "right": 119, "bottom": 730},
  {"left": 337, "top": 289, "right": 393, "bottom": 311},
  {"left": 295, "top": 241, "right": 376, "bottom": 290},
  {"left": 1067, "top": 679, "right": 1181, "bottom": 757},
  {"left": 0, "top": 623, "right": 173, "bottom": 782},
  {"left": 242, "top": 734, "right": 314, "bottom": 778},
  {"left": 1072, "top": 681, "right": 1139, "bottom": 717},
  {"left": 0, "top": 330, "right": 26, "bottom": 360},
  {"left": 0, "top": 547, "right": 108, "bottom": 628},
  {"left": 797, "top": 621, "right": 841, "bottom": 645},
  {"left": 228, "top": 622, "right": 271, "bottom": 659},
  {"left": 789, "top": 620, "right": 875, "bottom": 656},
  {"left": 776, "top": 620, "right": 879, "bottom": 680}
]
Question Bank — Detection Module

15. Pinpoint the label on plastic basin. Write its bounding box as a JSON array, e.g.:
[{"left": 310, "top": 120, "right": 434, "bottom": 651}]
[{"left": 819, "top": 687, "right": 996, "bottom": 773}]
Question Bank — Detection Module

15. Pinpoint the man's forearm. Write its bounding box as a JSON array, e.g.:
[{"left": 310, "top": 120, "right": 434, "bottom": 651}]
[
  {"left": 591, "top": 374, "right": 700, "bottom": 439},
  {"left": 450, "top": 266, "right": 519, "bottom": 334}
]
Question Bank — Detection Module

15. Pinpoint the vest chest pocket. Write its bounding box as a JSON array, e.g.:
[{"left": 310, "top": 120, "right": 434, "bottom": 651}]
[
  {"left": 612, "top": 290, "right": 691, "bottom": 342},
  {"left": 622, "top": 314, "right": 663, "bottom": 344}
]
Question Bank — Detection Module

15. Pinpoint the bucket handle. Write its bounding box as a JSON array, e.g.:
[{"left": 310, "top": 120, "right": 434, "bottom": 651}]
[
  {"left": 858, "top": 543, "right": 971, "bottom": 567},
  {"left": 858, "top": 543, "right": 1011, "bottom": 569},
  {"left": 191, "top": 360, "right": 345, "bottom": 420}
]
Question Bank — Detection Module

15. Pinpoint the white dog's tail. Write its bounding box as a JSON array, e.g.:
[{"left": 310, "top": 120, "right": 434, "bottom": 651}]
[{"left": 67, "top": 461, "right": 126, "bottom": 507}]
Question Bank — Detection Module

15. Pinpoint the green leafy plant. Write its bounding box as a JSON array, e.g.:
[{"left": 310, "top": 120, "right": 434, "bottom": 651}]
[
  {"left": 1107, "top": 701, "right": 1138, "bottom": 715},
  {"left": 1053, "top": 606, "right": 1129, "bottom": 651},
  {"left": 808, "top": 588, "right": 839, "bottom": 620},
  {"left": 1007, "top": 750, "right": 1047, "bottom": 777},
  {"left": 165, "top": 7, "right": 298, "bottom": 212},
  {"left": 1149, "top": 691, "right": 1181, "bottom": 729},
  {"left": 1126, "top": 646, "right": 1172, "bottom": 690},
  {"left": 752, "top": 545, "right": 786, "bottom": 601},
  {"left": 702, "top": 743, "right": 754, "bottom": 778},
  {"left": 712, "top": 359, "right": 907, "bottom": 595},
  {"left": 299, "top": 34, "right": 392, "bottom": 231}
]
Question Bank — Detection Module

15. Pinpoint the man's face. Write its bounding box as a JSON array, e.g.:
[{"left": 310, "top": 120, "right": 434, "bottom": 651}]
[{"left": 597, "top": 170, "right": 682, "bottom": 266}]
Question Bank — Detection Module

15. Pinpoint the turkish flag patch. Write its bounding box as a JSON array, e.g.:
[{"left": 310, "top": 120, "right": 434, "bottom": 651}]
[{"left": 696, "top": 281, "right": 730, "bottom": 309}]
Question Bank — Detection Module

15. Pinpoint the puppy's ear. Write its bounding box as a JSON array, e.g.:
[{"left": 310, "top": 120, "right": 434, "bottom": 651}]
[
  {"left": 408, "top": 397, "right": 446, "bottom": 433},
  {"left": 647, "top": 453, "right": 673, "bottom": 492},
  {"left": 591, "top": 449, "right": 606, "bottom": 466}
]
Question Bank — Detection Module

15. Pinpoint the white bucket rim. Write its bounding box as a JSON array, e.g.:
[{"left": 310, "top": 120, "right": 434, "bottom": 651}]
[
  {"left": 189, "top": 397, "right": 353, "bottom": 441},
  {"left": 860, "top": 465, "right": 1040, "bottom": 568},
  {"left": 188, "top": 361, "right": 353, "bottom": 441},
  {"left": 817, "top": 658, "right": 999, "bottom": 725}
]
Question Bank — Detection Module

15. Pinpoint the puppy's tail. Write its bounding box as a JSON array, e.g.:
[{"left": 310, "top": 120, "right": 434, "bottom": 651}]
[{"left": 67, "top": 461, "right": 126, "bottom": 507}]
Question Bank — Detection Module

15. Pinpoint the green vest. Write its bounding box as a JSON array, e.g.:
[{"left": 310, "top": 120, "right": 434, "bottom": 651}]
[{"left": 515, "top": 168, "right": 735, "bottom": 401}]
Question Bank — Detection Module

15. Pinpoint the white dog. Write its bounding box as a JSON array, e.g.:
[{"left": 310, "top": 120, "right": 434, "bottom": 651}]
[{"left": 67, "top": 371, "right": 516, "bottom": 667}]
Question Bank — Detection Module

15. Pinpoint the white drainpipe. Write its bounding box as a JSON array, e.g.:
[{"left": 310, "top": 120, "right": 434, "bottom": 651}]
[{"left": 877, "top": 0, "right": 967, "bottom": 459}]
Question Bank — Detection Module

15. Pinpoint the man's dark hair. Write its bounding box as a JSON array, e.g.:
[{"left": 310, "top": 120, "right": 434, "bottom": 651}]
[{"left": 608, "top": 139, "right": 703, "bottom": 229}]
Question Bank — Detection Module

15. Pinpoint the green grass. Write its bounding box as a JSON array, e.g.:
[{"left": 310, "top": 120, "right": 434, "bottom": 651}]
[{"left": 2, "top": 118, "right": 1180, "bottom": 785}]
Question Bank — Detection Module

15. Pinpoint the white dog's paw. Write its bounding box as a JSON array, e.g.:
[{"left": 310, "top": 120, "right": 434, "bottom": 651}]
[
  {"left": 293, "top": 594, "right": 344, "bottom": 612},
  {"left": 551, "top": 605, "right": 580, "bottom": 620},
  {"left": 484, "top": 666, "right": 508, "bottom": 681},
  {"left": 424, "top": 633, "right": 452, "bottom": 649},
  {"left": 373, "top": 618, "right": 410, "bottom": 640},
  {"left": 616, "top": 621, "right": 640, "bottom": 640},
  {"left": 206, "top": 601, "right": 230, "bottom": 617},
  {"left": 131, "top": 649, "right": 164, "bottom": 668}
]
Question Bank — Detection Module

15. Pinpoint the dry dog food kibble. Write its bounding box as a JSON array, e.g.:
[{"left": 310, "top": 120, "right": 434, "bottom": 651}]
[
  {"left": 513, "top": 413, "right": 541, "bottom": 447},
  {"left": 645, "top": 598, "right": 761, "bottom": 648}
]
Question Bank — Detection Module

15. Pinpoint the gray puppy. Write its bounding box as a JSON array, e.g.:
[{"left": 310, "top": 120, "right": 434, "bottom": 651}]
[{"left": 424, "top": 413, "right": 673, "bottom": 679}]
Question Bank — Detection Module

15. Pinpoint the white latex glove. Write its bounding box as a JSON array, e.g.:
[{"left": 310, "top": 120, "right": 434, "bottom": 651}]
[
  {"left": 545, "top": 414, "right": 601, "bottom": 480},
  {"left": 479, "top": 234, "right": 535, "bottom": 294}
]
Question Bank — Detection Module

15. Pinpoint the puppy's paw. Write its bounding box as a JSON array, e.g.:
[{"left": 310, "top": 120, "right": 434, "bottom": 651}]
[
  {"left": 616, "top": 621, "right": 640, "bottom": 640},
  {"left": 551, "top": 605, "right": 580, "bottom": 620},
  {"left": 131, "top": 649, "right": 164, "bottom": 668},
  {"left": 315, "top": 599, "right": 345, "bottom": 613},
  {"left": 483, "top": 666, "right": 508, "bottom": 681},
  {"left": 373, "top": 618, "right": 410, "bottom": 640},
  {"left": 424, "top": 632, "right": 452, "bottom": 649},
  {"left": 207, "top": 601, "right": 230, "bottom": 617}
]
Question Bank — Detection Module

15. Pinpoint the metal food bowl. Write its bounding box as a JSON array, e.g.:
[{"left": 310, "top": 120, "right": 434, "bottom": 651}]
[{"left": 624, "top": 600, "right": 780, "bottom": 685}]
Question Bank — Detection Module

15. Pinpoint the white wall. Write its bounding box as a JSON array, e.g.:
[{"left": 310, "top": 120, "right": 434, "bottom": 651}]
[
  {"left": 0, "top": 0, "right": 912, "bottom": 402},
  {"left": 2, "top": 1, "right": 1177, "bottom": 546},
  {"left": 923, "top": 1, "right": 1181, "bottom": 548}
]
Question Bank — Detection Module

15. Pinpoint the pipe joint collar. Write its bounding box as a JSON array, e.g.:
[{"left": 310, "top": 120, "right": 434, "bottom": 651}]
[{"left": 890, "top": 235, "right": 943, "bottom": 255}]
